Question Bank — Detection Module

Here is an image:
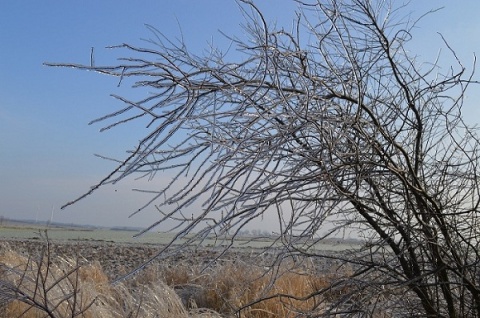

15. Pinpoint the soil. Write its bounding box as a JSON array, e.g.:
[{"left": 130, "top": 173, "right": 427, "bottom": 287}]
[
  {"left": 0, "top": 236, "right": 348, "bottom": 286},
  {"left": 0, "top": 238, "right": 272, "bottom": 281}
]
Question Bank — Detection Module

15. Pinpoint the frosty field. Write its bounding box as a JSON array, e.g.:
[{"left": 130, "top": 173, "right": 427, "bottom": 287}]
[{"left": 0, "top": 225, "right": 360, "bottom": 252}]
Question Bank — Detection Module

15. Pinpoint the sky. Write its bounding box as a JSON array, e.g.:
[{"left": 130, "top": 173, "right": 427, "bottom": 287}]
[{"left": 1, "top": 1, "right": 480, "bottom": 231}]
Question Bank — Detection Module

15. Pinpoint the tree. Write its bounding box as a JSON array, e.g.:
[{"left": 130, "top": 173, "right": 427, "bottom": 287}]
[{"left": 47, "top": 0, "right": 480, "bottom": 316}]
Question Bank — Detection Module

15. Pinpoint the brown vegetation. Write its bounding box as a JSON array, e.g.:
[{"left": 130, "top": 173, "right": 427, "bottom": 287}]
[{"left": 0, "top": 239, "right": 371, "bottom": 317}]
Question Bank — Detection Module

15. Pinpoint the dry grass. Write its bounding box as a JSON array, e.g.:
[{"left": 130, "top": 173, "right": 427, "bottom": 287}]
[
  {"left": 147, "top": 259, "right": 349, "bottom": 317},
  {"left": 0, "top": 242, "right": 372, "bottom": 318},
  {"left": 0, "top": 242, "right": 208, "bottom": 318}
]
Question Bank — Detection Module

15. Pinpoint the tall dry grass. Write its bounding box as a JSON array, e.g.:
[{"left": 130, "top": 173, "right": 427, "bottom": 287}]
[
  {"left": 139, "top": 258, "right": 349, "bottom": 317},
  {"left": 0, "top": 242, "right": 220, "bottom": 318},
  {"left": 0, "top": 242, "right": 365, "bottom": 318}
]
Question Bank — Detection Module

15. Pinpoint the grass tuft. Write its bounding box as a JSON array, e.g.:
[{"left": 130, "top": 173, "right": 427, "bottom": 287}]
[{"left": 0, "top": 242, "right": 389, "bottom": 317}]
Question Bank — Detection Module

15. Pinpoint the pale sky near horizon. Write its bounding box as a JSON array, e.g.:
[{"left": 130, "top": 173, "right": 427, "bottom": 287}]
[{"left": 1, "top": 1, "right": 480, "bottom": 231}]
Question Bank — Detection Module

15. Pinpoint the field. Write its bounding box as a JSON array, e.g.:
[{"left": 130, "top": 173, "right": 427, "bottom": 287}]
[
  {"left": 0, "top": 222, "right": 378, "bottom": 317},
  {"left": 0, "top": 221, "right": 359, "bottom": 251}
]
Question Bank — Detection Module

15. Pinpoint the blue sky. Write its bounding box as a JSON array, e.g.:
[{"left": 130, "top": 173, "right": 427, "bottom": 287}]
[{"left": 1, "top": 1, "right": 480, "bottom": 230}]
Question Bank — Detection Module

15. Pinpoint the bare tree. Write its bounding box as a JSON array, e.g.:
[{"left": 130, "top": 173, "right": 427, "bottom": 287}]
[{"left": 47, "top": 0, "right": 480, "bottom": 316}]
